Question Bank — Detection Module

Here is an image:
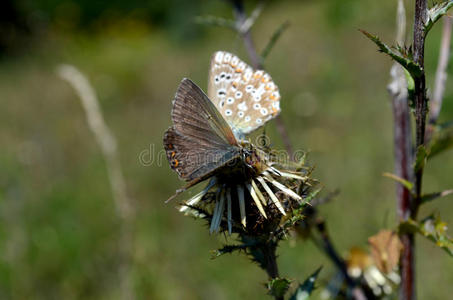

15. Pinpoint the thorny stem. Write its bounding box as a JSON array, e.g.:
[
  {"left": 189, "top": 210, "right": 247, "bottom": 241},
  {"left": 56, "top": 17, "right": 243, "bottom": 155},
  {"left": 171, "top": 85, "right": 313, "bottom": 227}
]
[
  {"left": 262, "top": 243, "right": 283, "bottom": 300},
  {"left": 229, "top": 0, "right": 294, "bottom": 158},
  {"left": 263, "top": 244, "right": 280, "bottom": 279},
  {"left": 412, "top": 0, "right": 427, "bottom": 212}
]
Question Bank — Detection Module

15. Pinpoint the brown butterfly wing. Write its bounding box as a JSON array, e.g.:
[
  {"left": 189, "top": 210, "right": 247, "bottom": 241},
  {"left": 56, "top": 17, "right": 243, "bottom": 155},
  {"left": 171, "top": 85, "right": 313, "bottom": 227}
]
[
  {"left": 164, "top": 78, "right": 240, "bottom": 182},
  {"left": 172, "top": 78, "right": 238, "bottom": 146}
]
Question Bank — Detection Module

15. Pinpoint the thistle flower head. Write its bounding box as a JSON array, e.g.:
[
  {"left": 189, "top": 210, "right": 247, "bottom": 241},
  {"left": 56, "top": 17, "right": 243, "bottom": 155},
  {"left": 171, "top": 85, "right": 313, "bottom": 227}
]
[{"left": 178, "top": 139, "right": 318, "bottom": 238}]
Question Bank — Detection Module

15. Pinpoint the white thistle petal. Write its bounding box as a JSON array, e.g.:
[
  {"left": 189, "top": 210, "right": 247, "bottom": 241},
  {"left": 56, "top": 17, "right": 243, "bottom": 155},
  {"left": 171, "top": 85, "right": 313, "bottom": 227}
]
[
  {"left": 251, "top": 179, "right": 267, "bottom": 206},
  {"left": 264, "top": 175, "right": 302, "bottom": 202},
  {"left": 256, "top": 176, "right": 286, "bottom": 215},
  {"left": 246, "top": 182, "right": 267, "bottom": 218},
  {"left": 179, "top": 178, "right": 216, "bottom": 212},
  {"left": 237, "top": 185, "right": 247, "bottom": 227},
  {"left": 226, "top": 187, "right": 232, "bottom": 234},
  {"left": 268, "top": 167, "right": 282, "bottom": 176},
  {"left": 210, "top": 198, "right": 221, "bottom": 233},
  {"left": 268, "top": 167, "right": 308, "bottom": 181},
  {"left": 215, "top": 189, "right": 226, "bottom": 232}
]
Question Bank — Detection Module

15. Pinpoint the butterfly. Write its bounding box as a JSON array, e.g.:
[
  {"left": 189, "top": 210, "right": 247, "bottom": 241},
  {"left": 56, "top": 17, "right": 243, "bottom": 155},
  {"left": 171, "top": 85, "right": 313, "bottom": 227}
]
[
  {"left": 163, "top": 52, "right": 298, "bottom": 232},
  {"left": 164, "top": 51, "right": 281, "bottom": 189}
]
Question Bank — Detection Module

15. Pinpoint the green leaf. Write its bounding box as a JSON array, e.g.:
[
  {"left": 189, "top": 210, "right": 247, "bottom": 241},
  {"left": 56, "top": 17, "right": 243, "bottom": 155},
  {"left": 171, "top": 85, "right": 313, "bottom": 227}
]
[
  {"left": 360, "top": 30, "right": 423, "bottom": 79},
  {"left": 261, "top": 21, "right": 291, "bottom": 61},
  {"left": 428, "top": 123, "right": 453, "bottom": 158},
  {"left": 304, "top": 188, "right": 322, "bottom": 204},
  {"left": 414, "top": 145, "right": 428, "bottom": 173},
  {"left": 279, "top": 187, "right": 322, "bottom": 233},
  {"left": 268, "top": 278, "right": 292, "bottom": 298},
  {"left": 425, "top": 1, "right": 453, "bottom": 35},
  {"left": 404, "top": 68, "right": 416, "bottom": 110},
  {"left": 383, "top": 172, "right": 414, "bottom": 190},
  {"left": 289, "top": 267, "right": 322, "bottom": 300},
  {"left": 400, "top": 215, "right": 453, "bottom": 257},
  {"left": 420, "top": 190, "right": 453, "bottom": 204},
  {"left": 194, "top": 15, "right": 237, "bottom": 31}
]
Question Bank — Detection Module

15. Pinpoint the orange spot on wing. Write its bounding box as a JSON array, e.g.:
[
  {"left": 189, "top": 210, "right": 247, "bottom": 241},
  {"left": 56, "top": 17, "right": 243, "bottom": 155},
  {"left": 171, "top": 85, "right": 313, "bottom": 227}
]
[
  {"left": 171, "top": 151, "right": 176, "bottom": 158},
  {"left": 174, "top": 159, "right": 179, "bottom": 167}
]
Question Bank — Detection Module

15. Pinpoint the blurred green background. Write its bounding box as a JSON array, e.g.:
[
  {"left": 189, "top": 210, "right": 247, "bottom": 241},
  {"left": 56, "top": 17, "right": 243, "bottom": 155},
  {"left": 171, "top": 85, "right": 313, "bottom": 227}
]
[{"left": 1, "top": 0, "right": 453, "bottom": 299}]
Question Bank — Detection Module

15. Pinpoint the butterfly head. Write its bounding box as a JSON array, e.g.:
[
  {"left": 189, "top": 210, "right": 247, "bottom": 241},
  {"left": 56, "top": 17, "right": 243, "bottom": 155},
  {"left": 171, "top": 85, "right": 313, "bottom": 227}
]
[{"left": 239, "top": 141, "right": 267, "bottom": 175}]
